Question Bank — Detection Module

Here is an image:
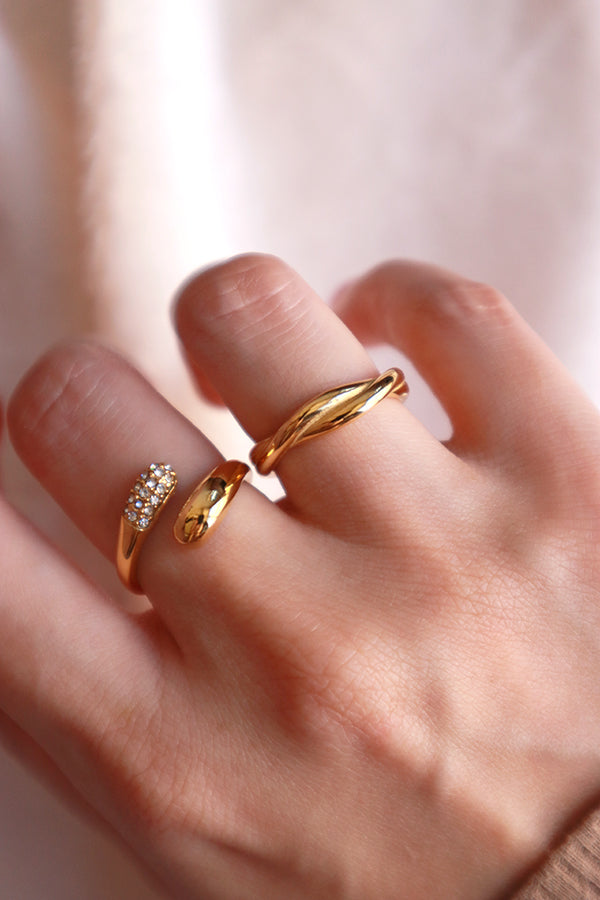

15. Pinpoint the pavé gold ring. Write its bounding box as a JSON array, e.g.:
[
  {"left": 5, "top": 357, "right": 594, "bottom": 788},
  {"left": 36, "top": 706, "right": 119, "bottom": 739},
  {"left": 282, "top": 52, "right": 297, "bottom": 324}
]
[
  {"left": 250, "top": 368, "right": 409, "bottom": 476},
  {"left": 117, "top": 463, "right": 178, "bottom": 593}
]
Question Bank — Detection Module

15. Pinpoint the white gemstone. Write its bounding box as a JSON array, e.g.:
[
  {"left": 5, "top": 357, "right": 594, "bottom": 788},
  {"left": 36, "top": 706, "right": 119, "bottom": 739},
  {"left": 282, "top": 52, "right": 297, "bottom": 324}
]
[
  {"left": 128, "top": 493, "right": 134, "bottom": 503},
  {"left": 135, "top": 500, "right": 143, "bottom": 509},
  {"left": 143, "top": 505, "right": 154, "bottom": 516},
  {"left": 164, "top": 464, "right": 172, "bottom": 471},
  {"left": 146, "top": 478, "right": 157, "bottom": 489},
  {"left": 165, "top": 473, "right": 174, "bottom": 485},
  {"left": 138, "top": 487, "right": 150, "bottom": 499},
  {"left": 140, "top": 472, "right": 147, "bottom": 481},
  {"left": 156, "top": 483, "right": 166, "bottom": 495},
  {"left": 127, "top": 510, "right": 137, "bottom": 522},
  {"left": 150, "top": 495, "right": 161, "bottom": 507},
  {"left": 154, "top": 467, "right": 164, "bottom": 478},
  {"left": 138, "top": 516, "right": 150, "bottom": 528}
]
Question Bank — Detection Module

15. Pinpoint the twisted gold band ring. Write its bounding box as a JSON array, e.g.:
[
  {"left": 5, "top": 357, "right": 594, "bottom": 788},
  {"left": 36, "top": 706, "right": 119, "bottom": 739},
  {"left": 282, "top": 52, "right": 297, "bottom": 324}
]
[{"left": 250, "top": 367, "right": 408, "bottom": 476}]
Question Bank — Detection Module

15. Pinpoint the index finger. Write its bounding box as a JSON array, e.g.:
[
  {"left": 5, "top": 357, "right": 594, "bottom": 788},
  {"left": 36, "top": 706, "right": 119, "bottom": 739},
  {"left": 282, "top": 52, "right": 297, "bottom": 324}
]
[{"left": 8, "top": 341, "right": 291, "bottom": 640}]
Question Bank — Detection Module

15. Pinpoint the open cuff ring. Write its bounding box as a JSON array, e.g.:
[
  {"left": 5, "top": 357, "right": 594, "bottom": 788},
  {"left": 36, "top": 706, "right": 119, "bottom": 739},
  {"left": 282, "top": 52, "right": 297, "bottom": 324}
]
[
  {"left": 250, "top": 367, "right": 409, "bottom": 475},
  {"left": 116, "top": 460, "right": 250, "bottom": 593}
]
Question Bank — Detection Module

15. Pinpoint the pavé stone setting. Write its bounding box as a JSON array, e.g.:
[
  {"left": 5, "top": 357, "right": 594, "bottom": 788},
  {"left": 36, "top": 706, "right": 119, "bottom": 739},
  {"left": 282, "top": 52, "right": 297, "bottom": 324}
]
[{"left": 122, "top": 463, "right": 177, "bottom": 532}]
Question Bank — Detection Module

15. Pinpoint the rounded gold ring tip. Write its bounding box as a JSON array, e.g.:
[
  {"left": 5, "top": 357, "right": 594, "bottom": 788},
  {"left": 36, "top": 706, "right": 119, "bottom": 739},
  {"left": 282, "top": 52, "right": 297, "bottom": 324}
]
[{"left": 173, "top": 460, "right": 249, "bottom": 545}]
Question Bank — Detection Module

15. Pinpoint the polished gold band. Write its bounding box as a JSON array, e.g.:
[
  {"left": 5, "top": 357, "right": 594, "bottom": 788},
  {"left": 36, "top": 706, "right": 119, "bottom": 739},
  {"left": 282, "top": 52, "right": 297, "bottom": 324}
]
[
  {"left": 250, "top": 367, "right": 408, "bottom": 475},
  {"left": 117, "top": 463, "right": 178, "bottom": 593},
  {"left": 174, "top": 460, "right": 249, "bottom": 544}
]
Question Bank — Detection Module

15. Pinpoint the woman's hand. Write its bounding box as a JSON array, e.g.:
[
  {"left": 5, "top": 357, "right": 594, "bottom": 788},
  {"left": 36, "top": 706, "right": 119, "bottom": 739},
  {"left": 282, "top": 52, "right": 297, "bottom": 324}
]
[{"left": 3, "top": 254, "right": 600, "bottom": 899}]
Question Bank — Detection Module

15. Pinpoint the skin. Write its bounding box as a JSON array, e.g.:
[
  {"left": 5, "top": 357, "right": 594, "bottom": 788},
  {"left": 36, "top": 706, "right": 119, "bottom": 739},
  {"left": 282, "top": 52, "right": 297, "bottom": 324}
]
[{"left": 2, "top": 253, "right": 600, "bottom": 898}]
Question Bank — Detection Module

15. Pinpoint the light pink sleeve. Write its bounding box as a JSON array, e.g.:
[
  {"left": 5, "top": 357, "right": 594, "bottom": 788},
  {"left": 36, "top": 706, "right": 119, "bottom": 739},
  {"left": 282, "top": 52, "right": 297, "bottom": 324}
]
[{"left": 514, "top": 809, "right": 600, "bottom": 899}]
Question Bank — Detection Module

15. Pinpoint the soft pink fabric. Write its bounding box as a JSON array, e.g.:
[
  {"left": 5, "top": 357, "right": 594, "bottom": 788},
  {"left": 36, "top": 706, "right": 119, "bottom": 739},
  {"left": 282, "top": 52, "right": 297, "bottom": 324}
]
[{"left": 515, "top": 809, "right": 600, "bottom": 899}]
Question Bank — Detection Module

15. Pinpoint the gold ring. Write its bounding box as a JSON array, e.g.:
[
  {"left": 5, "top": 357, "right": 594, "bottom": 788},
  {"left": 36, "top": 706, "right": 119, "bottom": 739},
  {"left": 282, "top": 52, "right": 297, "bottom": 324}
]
[
  {"left": 250, "top": 367, "right": 408, "bottom": 475},
  {"left": 117, "top": 463, "right": 178, "bottom": 593},
  {"left": 173, "top": 460, "right": 249, "bottom": 544}
]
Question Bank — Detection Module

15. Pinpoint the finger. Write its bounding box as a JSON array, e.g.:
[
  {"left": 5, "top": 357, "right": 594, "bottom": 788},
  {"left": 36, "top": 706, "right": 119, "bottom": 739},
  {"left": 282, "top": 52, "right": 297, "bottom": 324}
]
[
  {"left": 334, "top": 260, "right": 600, "bottom": 472},
  {"left": 0, "top": 499, "right": 168, "bottom": 835},
  {"left": 182, "top": 346, "right": 225, "bottom": 406},
  {"left": 0, "top": 501, "right": 282, "bottom": 880},
  {"left": 175, "top": 254, "right": 451, "bottom": 523},
  {"left": 8, "top": 341, "right": 291, "bottom": 638},
  {"left": 0, "top": 707, "right": 131, "bottom": 855}
]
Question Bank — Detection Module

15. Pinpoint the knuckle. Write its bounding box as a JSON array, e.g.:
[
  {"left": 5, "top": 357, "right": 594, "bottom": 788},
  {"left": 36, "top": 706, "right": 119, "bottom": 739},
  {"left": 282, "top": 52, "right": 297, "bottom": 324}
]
[
  {"left": 355, "top": 261, "right": 515, "bottom": 335},
  {"left": 87, "top": 682, "right": 195, "bottom": 836},
  {"left": 425, "top": 279, "right": 514, "bottom": 328},
  {"left": 179, "top": 253, "right": 303, "bottom": 336},
  {"left": 9, "top": 341, "right": 122, "bottom": 460}
]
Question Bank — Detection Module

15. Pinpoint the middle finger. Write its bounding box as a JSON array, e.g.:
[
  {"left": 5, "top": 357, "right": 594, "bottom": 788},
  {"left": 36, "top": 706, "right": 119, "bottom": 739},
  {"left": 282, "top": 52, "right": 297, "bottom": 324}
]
[{"left": 175, "top": 254, "right": 453, "bottom": 525}]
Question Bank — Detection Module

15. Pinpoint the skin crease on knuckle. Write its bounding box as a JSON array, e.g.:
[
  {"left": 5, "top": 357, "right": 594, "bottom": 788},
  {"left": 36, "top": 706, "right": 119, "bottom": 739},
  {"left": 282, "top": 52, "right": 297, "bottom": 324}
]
[
  {"left": 8, "top": 341, "right": 124, "bottom": 468},
  {"left": 180, "top": 255, "right": 302, "bottom": 337},
  {"left": 424, "top": 280, "right": 514, "bottom": 329},
  {"left": 176, "top": 254, "right": 346, "bottom": 401},
  {"left": 350, "top": 266, "right": 513, "bottom": 349}
]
